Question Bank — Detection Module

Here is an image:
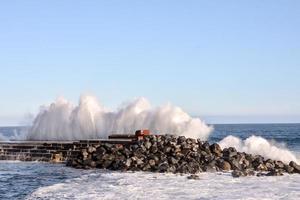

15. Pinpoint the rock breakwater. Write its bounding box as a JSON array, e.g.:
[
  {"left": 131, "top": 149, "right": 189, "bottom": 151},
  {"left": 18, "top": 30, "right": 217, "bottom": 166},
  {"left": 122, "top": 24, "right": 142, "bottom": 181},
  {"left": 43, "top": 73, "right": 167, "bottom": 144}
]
[{"left": 67, "top": 135, "right": 300, "bottom": 177}]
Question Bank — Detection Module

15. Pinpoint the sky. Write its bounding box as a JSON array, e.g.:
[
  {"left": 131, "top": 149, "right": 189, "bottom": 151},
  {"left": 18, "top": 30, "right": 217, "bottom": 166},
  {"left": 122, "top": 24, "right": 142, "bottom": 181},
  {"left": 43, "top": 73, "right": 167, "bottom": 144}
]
[{"left": 0, "top": 1, "right": 300, "bottom": 125}]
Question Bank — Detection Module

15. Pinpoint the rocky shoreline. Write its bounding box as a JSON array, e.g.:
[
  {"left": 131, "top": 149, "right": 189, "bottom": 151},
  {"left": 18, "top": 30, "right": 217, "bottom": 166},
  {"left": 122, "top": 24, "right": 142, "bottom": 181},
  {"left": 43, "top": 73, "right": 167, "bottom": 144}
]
[{"left": 67, "top": 134, "right": 300, "bottom": 178}]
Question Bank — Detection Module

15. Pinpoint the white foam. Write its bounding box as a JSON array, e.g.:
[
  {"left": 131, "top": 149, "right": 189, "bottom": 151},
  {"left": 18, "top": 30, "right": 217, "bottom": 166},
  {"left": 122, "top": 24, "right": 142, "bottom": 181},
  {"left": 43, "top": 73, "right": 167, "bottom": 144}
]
[
  {"left": 26, "top": 170, "right": 300, "bottom": 200},
  {"left": 218, "top": 135, "right": 299, "bottom": 164},
  {"left": 27, "top": 96, "right": 212, "bottom": 140}
]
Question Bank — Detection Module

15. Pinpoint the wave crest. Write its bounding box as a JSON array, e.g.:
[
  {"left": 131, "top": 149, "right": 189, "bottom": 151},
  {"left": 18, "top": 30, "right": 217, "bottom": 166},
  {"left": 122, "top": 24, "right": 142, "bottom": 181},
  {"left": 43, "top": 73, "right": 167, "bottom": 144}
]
[{"left": 218, "top": 135, "right": 299, "bottom": 164}]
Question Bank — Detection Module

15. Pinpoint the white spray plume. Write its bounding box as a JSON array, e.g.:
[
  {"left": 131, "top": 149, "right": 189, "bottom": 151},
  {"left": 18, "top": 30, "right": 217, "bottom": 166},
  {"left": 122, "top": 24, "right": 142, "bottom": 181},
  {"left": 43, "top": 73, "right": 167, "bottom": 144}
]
[
  {"left": 27, "top": 96, "right": 213, "bottom": 140},
  {"left": 218, "top": 135, "right": 299, "bottom": 164}
]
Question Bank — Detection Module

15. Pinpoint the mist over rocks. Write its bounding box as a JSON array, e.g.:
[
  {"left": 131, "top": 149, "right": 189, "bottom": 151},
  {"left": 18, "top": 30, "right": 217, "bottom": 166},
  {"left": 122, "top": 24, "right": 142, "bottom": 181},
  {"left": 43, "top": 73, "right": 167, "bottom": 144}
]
[
  {"left": 67, "top": 134, "right": 300, "bottom": 178},
  {"left": 27, "top": 96, "right": 213, "bottom": 140}
]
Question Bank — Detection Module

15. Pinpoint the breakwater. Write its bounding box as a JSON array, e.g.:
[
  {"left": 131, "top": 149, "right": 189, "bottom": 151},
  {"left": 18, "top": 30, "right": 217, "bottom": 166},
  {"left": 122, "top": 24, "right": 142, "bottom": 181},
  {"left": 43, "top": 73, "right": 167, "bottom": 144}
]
[
  {"left": 1, "top": 131, "right": 300, "bottom": 178},
  {"left": 68, "top": 134, "right": 300, "bottom": 177}
]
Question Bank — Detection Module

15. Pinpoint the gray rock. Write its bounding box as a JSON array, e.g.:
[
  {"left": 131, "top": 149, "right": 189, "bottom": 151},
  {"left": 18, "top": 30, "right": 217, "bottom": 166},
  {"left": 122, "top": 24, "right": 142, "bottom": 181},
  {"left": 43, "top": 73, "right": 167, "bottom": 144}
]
[
  {"left": 144, "top": 141, "right": 152, "bottom": 150},
  {"left": 274, "top": 161, "right": 284, "bottom": 169},
  {"left": 219, "top": 160, "right": 231, "bottom": 171},
  {"left": 210, "top": 143, "right": 222, "bottom": 155},
  {"left": 148, "top": 159, "right": 156, "bottom": 167},
  {"left": 177, "top": 136, "right": 186, "bottom": 144},
  {"left": 232, "top": 170, "right": 245, "bottom": 178},
  {"left": 284, "top": 164, "right": 294, "bottom": 173},
  {"left": 266, "top": 169, "right": 284, "bottom": 176},
  {"left": 289, "top": 161, "right": 300, "bottom": 173},
  {"left": 187, "top": 175, "right": 200, "bottom": 180}
]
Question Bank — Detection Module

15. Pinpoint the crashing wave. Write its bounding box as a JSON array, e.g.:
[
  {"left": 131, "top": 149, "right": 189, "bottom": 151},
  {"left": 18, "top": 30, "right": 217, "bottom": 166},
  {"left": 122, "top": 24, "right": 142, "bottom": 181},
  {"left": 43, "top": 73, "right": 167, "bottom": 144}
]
[{"left": 27, "top": 96, "right": 213, "bottom": 140}]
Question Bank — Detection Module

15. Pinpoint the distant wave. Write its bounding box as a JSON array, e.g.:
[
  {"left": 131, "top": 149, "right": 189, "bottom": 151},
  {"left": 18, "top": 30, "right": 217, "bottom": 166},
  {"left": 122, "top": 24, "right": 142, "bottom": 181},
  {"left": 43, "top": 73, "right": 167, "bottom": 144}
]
[{"left": 27, "top": 95, "right": 213, "bottom": 140}]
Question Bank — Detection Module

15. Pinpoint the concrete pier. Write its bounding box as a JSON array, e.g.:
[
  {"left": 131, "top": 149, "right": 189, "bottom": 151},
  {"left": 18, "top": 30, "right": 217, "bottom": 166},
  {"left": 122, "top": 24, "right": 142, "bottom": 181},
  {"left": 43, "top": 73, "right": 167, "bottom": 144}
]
[
  {"left": 0, "top": 139, "right": 136, "bottom": 163},
  {"left": 0, "top": 130, "right": 150, "bottom": 163}
]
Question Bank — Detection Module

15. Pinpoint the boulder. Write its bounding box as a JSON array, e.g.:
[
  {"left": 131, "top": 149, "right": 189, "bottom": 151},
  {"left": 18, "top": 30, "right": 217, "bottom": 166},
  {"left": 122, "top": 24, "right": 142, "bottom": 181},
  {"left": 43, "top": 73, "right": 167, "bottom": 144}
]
[
  {"left": 289, "top": 161, "right": 300, "bottom": 173},
  {"left": 219, "top": 160, "right": 231, "bottom": 171},
  {"left": 187, "top": 175, "right": 200, "bottom": 180},
  {"left": 232, "top": 170, "right": 245, "bottom": 178},
  {"left": 266, "top": 169, "right": 284, "bottom": 176},
  {"left": 284, "top": 164, "right": 294, "bottom": 173},
  {"left": 210, "top": 143, "right": 222, "bottom": 156}
]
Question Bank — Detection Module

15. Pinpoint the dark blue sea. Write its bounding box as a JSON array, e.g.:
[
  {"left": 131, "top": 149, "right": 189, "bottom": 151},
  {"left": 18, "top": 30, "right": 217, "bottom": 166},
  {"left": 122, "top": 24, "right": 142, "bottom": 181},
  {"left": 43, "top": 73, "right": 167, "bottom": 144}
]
[{"left": 0, "top": 124, "right": 299, "bottom": 199}]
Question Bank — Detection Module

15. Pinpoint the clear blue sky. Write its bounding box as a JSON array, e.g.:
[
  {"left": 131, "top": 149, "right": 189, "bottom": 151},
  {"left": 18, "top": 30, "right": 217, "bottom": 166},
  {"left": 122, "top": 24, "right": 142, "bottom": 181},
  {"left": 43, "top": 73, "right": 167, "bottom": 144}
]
[{"left": 0, "top": 1, "right": 300, "bottom": 125}]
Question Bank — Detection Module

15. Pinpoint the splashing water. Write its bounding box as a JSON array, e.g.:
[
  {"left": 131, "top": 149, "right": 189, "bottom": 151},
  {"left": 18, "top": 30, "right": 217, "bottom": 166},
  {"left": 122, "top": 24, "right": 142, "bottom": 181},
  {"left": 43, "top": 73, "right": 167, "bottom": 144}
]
[
  {"left": 25, "top": 95, "right": 300, "bottom": 164},
  {"left": 27, "top": 96, "right": 213, "bottom": 140},
  {"left": 218, "top": 135, "right": 299, "bottom": 164}
]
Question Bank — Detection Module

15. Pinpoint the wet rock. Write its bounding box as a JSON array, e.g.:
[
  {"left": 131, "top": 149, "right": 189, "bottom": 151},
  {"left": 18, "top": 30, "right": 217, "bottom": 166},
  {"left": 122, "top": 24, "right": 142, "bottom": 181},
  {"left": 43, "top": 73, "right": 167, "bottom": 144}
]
[
  {"left": 168, "top": 157, "right": 178, "bottom": 165},
  {"left": 284, "top": 164, "right": 294, "bottom": 173},
  {"left": 150, "top": 145, "right": 158, "bottom": 154},
  {"left": 210, "top": 143, "right": 222, "bottom": 156},
  {"left": 232, "top": 170, "right": 245, "bottom": 178},
  {"left": 125, "top": 158, "right": 132, "bottom": 168},
  {"left": 148, "top": 159, "right": 156, "bottom": 167},
  {"left": 87, "top": 146, "right": 96, "bottom": 154},
  {"left": 67, "top": 134, "right": 296, "bottom": 178},
  {"left": 158, "top": 162, "right": 169, "bottom": 173},
  {"left": 177, "top": 136, "right": 186, "bottom": 144},
  {"left": 244, "top": 168, "right": 255, "bottom": 176},
  {"left": 274, "top": 161, "right": 284, "bottom": 169},
  {"left": 256, "top": 163, "right": 268, "bottom": 171},
  {"left": 252, "top": 156, "right": 264, "bottom": 168},
  {"left": 218, "top": 160, "right": 231, "bottom": 171},
  {"left": 229, "top": 158, "right": 242, "bottom": 170},
  {"left": 266, "top": 169, "right": 284, "bottom": 176},
  {"left": 289, "top": 161, "right": 300, "bottom": 173},
  {"left": 187, "top": 175, "right": 200, "bottom": 180},
  {"left": 223, "top": 147, "right": 237, "bottom": 159},
  {"left": 265, "top": 161, "right": 275, "bottom": 171},
  {"left": 256, "top": 172, "right": 267, "bottom": 177},
  {"left": 144, "top": 141, "right": 152, "bottom": 149}
]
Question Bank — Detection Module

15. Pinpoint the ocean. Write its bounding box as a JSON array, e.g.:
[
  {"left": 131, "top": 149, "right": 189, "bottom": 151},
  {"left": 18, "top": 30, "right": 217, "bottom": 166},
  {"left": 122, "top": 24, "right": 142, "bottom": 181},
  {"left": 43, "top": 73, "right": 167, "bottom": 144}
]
[{"left": 0, "top": 124, "right": 299, "bottom": 200}]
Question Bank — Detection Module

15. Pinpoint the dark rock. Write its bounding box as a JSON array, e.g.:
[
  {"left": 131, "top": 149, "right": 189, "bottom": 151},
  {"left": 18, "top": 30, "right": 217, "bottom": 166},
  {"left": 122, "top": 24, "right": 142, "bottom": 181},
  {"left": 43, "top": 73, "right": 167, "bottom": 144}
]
[
  {"left": 252, "top": 156, "right": 264, "bottom": 168},
  {"left": 256, "top": 172, "right": 267, "bottom": 177},
  {"left": 187, "top": 175, "right": 200, "bottom": 180},
  {"left": 148, "top": 159, "right": 156, "bottom": 167},
  {"left": 158, "top": 162, "right": 169, "bottom": 173},
  {"left": 265, "top": 161, "right": 275, "bottom": 171},
  {"left": 232, "top": 170, "right": 245, "bottom": 178},
  {"left": 177, "top": 136, "right": 186, "bottom": 144},
  {"left": 289, "top": 161, "right": 300, "bottom": 173},
  {"left": 218, "top": 160, "right": 231, "bottom": 171},
  {"left": 202, "top": 142, "right": 211, "bottom": 153},
  {"left": 256, "top": 163, "right": 268, "bottom": 171},
  {"left": 284, "top": 164, "right": 294, "bottom": 173},
  {"left": 266, "top": 169, "right": 284, "bottom": 176},
  {"left": 229, "top": 158, "right": 242, "bottom": 170},
  {"left": 210, "top": 143, "right": 222, "bottom": 156},
  {"left": 274, "top": 161, "right": 284, "bottom": 169},
  {"left": 244, "top": 168, "right": 255, "bottom": 176},
  {"left": 150, "top": 145, "right": 158, "bottom": 154},
  {"left": 168, "top": 157, "right": 178, "bottom": 165},
  {"left": 223, "top": 147, "right": 237, "bottom": 159},
  {"left": 67, "top": 134, "right": 295, "bottom": 178}
]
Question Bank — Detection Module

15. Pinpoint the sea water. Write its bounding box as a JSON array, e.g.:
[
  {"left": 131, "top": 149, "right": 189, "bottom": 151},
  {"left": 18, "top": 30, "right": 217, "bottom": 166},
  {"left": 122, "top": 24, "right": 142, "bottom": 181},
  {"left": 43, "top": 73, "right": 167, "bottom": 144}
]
[{"left": 0, "top": 124, "right": 299, "bottom": 200}]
